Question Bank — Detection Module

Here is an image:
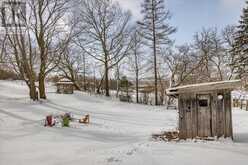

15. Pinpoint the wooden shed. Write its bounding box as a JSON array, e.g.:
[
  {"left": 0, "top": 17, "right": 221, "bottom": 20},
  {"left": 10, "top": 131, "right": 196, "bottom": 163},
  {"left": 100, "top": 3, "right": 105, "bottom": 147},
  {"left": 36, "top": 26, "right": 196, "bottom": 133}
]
[
  {"left": 56, "top": 79, "right": 74, "bottom": 94},
  {"left": 167, "top": 80, "right": 241, "bottom": 139}
]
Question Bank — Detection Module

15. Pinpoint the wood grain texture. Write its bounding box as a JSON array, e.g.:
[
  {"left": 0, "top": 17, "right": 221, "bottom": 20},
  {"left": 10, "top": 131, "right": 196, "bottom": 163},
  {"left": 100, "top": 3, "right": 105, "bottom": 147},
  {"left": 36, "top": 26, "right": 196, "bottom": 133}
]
[{"left": 178, "top": 90, "right": 233, "bottom": 139}]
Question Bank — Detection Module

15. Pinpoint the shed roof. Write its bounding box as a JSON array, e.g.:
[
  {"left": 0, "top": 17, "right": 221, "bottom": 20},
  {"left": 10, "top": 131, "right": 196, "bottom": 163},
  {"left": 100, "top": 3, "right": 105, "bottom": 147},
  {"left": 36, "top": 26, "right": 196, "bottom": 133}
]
[
  {"left": 135, "top": 85, "right": 154, "bottom": 93},
  {"left": 56, "top": 78, "right": 74, "bottom": 85},
  {"left": 56, "top": 81, "right": 74, "bottom": 85},
  {"left": 167, "top": 80, "right": 241, "bottom": 95}
]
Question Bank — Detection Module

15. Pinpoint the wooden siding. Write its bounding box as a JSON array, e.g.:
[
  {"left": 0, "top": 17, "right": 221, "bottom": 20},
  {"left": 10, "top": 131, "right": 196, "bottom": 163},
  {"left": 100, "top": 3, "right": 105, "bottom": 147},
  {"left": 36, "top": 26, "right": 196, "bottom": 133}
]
[{"left": 178, "top": 90, "right": 233, "bottom": 139}]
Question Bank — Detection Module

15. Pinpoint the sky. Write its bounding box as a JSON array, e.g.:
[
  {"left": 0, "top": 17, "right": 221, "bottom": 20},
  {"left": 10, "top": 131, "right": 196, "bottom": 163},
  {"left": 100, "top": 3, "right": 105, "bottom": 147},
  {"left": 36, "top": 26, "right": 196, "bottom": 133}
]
[{"left": 115, "top": 0, "right": 245, "bottom": 45}]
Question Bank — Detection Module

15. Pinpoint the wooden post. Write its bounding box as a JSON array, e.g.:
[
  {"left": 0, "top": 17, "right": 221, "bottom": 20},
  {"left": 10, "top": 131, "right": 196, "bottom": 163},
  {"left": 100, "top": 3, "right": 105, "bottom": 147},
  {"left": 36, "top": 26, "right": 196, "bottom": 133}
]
[{"left": 211, "top": 92, "right": 217, "bottom": 137}]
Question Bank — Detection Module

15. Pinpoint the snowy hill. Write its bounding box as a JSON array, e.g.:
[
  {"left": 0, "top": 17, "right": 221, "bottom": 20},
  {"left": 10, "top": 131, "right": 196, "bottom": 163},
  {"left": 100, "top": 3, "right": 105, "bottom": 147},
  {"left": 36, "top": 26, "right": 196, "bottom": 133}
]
[{"left": 0, "top": 81, "right": 248, "bottom": 165}]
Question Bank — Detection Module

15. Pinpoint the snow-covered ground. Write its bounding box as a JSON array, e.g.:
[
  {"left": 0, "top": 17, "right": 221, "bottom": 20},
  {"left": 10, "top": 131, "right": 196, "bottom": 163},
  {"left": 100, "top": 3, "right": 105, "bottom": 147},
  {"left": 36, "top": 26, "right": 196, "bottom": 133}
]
[{"left": 0, "top": 81, "right": 248, "bottom": 165}]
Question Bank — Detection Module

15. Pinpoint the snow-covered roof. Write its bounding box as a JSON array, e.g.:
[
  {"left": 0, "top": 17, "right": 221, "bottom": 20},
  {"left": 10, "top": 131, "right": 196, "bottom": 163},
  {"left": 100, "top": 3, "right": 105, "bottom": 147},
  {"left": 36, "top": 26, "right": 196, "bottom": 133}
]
[
  {"left": 56, "top": 82, "right": 74, "bottom": 85},
  {"left": 56, "top": 78, "right": 74, "bottom": 85},
  {"left": 167, "top": 80, "right": 241, "bottom": 95},
  {"left": 58, "top": 78, "right": 71, "bottom": 82}
]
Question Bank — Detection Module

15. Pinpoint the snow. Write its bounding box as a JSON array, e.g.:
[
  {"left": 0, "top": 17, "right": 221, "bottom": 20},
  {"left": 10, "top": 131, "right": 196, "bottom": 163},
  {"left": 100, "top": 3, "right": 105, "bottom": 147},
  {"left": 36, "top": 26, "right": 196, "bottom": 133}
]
[
  {"left": 232, "top": 90, "right": 248, "bottom": 100},
  {"left": 167, "top": 80, "right": 241, "bottom": 95},
  {"left": 56, "top": 82, "right": 74, "bottom": 85},
  {"left": 169, "top": 79, "right": 241, "bottom": 90},
  {"left": 0, "top": 80, "right": 248, "bottom": 165}
]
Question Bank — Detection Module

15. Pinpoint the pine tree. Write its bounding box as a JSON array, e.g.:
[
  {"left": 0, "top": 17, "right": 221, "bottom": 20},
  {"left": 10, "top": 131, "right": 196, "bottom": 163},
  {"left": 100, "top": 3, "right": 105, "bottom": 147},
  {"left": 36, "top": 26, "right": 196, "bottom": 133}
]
[
  {"left": 232, "top": 1, "right": 248, "bottom": 75},
  {"left": 138, "top": 0, "right": 176, "bottom": 105}
]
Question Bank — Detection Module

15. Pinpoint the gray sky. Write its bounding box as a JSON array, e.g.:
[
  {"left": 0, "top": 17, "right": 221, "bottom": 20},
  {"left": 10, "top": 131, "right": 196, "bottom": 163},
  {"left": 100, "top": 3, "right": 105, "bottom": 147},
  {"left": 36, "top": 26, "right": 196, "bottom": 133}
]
[{"left": 115, "top": 0, "right": 245, "bottom": 45}]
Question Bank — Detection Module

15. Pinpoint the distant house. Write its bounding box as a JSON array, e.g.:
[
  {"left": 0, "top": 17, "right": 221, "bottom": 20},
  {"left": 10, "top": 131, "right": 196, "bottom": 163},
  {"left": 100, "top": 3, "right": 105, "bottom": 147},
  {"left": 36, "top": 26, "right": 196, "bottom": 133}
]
[
  {"left": 167, "top": 80, "right": 241, "bottom": 139},
  {"left": 56, "top": 78, "right": 74, "bottom": 94}
]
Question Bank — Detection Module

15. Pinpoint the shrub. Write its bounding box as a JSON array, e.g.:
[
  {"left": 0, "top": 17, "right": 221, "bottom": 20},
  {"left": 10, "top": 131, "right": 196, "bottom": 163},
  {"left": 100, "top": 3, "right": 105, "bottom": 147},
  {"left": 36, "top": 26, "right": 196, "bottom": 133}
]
[{"left": 0, "top": 68, "right": 19, "bottom": 80}]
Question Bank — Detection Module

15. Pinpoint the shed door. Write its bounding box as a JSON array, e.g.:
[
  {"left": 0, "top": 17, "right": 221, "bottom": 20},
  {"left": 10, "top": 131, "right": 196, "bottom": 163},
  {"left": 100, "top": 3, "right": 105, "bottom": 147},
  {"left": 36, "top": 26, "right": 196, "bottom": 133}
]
[{"left": 197, "top": 94, "right": 211, "bottom": 137}]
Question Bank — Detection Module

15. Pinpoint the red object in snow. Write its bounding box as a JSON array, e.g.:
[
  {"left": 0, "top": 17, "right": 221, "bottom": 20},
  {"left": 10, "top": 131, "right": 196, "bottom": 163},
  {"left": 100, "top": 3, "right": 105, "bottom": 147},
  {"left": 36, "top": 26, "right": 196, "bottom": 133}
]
[{"left": 45, "top": 115, "right": 55, "bottom": 127}]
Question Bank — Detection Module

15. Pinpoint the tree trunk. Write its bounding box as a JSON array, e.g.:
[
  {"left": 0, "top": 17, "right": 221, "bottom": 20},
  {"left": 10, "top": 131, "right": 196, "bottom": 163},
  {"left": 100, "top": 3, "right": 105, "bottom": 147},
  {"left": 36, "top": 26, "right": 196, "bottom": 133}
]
[
  {"left": 136, "top": 72, "right": 139, "bottom": 103},
  {"left": 23, "top": 60, "right": 37, "bottom": 101},
  {"left": 83, "top": 53, "right": 87, "bottom": 91},
  {"left": 97, "top": 76, "right": 104, "bottom": 94},
  {"left": 152, "top": 0, "right": 158, "bottom": 105},
  {"left": 69, "top": 76, "right": 81, "bottom": 91},
  {"left": 105, "top": 61, "right": 110, "bottom": 97},
  {"left": 93, "top": 67, "right": 96, "bottom": 93},
  {"left": 153, "top": 46, "right": 158, "bottom": 105},
  {"left": 135, "top": 57, "right": 139, "bottom": 103},
  {"left": 73, "top": 82, "right": 81, "bottom": 91},
  {"left": 29, "top": 81, "right": 37, "bottom": 101},
  {"left": 116, "top": 64, "right": 120, "bottom": 98},
  {"left": 39, "top": 72, "right": 46, "bottom": 99},
  {"left": 134, "top": 33, "right": 139, "bottom": 103},
  {"left": 158, "top": 73, "right": 164, "bottom": 105},
  {"left": 38, "top": 38, "right": 47, "bottom": 99}
]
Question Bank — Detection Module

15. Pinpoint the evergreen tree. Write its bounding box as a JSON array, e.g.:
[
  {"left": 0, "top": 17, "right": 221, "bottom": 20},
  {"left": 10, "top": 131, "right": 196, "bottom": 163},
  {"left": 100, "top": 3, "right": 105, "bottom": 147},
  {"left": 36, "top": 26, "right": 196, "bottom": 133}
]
[
  {"left": 232, "top": 1, "right": 248, "bottom": 75},
  {"left": 119, "top": 76, "right": 132, "bottom": 97},
  {"left": 138, "top": 0, "right": 176, "bottom": 105}
]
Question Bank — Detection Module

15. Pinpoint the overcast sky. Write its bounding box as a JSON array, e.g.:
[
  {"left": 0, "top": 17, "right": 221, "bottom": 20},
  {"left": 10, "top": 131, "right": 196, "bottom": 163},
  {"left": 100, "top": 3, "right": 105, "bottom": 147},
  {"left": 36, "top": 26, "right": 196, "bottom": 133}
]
[{"left": 115, "top": 0, "right": 245, "bottom": 45}]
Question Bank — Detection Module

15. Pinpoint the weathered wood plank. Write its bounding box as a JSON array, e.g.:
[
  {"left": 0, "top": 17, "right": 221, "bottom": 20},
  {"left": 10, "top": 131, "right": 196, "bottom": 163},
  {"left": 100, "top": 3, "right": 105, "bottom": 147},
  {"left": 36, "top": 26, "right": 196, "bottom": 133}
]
[
  {"left": 217, "top": 91, "right": 224, "bottom": 137},
  {"left": 179, "top": 95, "right": 187, "bottom": 139},
  {"left": 224, "top": 91, "right": 232, "bottom": 138},
  {"left": 211, "top": 93, "right": 217, "bottom": 136},
  {"left": 186, "top": 97, "right": 192, "bottom": 138},
  {"left": 178, "top": 90, "right": 233, "bottom": 139},
  {"left": 191, "top": 94, "right": 197, "bottom": 138}
]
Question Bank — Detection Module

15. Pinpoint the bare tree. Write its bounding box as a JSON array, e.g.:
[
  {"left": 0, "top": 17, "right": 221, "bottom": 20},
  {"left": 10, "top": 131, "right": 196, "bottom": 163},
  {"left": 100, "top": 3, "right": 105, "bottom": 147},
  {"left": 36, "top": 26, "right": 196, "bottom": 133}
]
[
  {"left": 128, "top": 29, "right": 146, "bottom": 103},
  {"left": 58, "top": 21, "right": 91, "bottom": 91},
  {"left": 193, "top": 28, "right": 228, "bottom": 81},
  {"left": 209, "top": 29, "right": 226, "bottom": 81},
  {"left": 0, "top": 0, "right": 38, "bottom": 100},
  {"left": 138, "top": 0, "right": 176, "bottom": 105},
  {"left": 77, "top": 0, "right": 132, "bottom": 97},
  {"left": 28, "top": 0, "right": 71, "bottom": 99},
  {"left": 164, "top": 45, "right": 203, "bottom": 87},
  {"left": 4, "top": 25, "right": 38, "bottom": 100},
  {"left": 222, "top": 25, "right": 238, "bottom": 80},
  {"left": 114, "top": 60, "right": 122, "bottom": 98},
  {"left": 193, "top": 28, "right": 215, "bottom": 81},
  {"left": 0, "top": 34, "right": 7, "bottom": 64},
  {"left": 0, "top": 0, "right": 72, "bottom": 99},
  {"left": 165, "top": 27, "right": 234, "bottom": 88},
  {"left": 58, "top": 44, "right": 84, "bottom": 90}
]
